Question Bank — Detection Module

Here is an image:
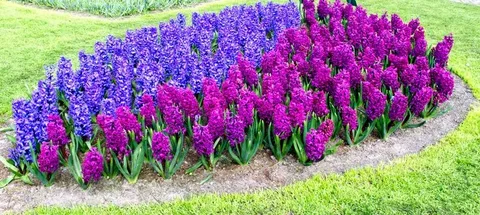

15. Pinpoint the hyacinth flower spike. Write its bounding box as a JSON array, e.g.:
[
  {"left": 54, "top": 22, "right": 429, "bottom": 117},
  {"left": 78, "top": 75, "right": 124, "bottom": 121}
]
[
  {"left": 67, "top": 146, "right": 104, "bottom": 189},
  {"left": 227, "top": 110, "right": 265, "bottom": 165},
  {"left": 26, "top": 142, "right": 60, "bottom": 187},
  {"left": 146, "top": 130, "right": 188, "bottom": 179},
  {"left": 265, "top": 104, "right": 294, "bottom": 161},
  {"left": 187, "top": 122, "right": 224, "bottom": 173},
  {"left": 375, "top": 92, "right": 408, "bottom": 139}
]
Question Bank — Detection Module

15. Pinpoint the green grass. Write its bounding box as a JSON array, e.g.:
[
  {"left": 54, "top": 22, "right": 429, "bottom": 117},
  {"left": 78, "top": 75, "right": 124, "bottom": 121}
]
[
  {"left": 12, "top": 0, "right": 210, "bottom": 17},
  {"left": 1, "top": 0, "right": 480, "bottom": 214}
]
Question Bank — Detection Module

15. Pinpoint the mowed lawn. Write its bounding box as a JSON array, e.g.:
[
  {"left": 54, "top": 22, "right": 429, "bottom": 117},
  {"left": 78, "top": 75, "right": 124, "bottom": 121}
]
[{"left": 0, "top": 0, "right": 479, "bottom": 214}]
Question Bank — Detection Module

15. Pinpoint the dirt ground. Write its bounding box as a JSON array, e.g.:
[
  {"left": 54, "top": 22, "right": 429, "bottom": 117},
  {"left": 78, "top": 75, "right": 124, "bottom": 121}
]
[{"left": 0, "top": 75, "right": 475, "bottom": 213}]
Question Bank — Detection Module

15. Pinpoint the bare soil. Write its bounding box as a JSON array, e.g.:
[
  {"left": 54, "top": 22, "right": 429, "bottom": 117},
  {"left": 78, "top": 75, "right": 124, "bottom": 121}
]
[{"left": 0, "top": 75, "right": 475, "bottom": 213}]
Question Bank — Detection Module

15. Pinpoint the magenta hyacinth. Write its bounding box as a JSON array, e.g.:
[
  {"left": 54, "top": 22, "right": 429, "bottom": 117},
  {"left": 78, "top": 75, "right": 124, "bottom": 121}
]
[
  {"left": 333, "top": 71, "right": 351, "bottom": 108},
  {"left": 365, "top": 86, "right": 387, "bottom": 121},
  {"left": 193, "top": 123, "right": 214, "bottom": 156},
  {"left": 226, "top": 114, "right": 246, "bottom": 147},
  {"left": 305, "top": 128, "right": 328, "bottom": 162},
  {"left": 288, "top": 100, "right": 306, "bottom": 128},
  {"left": 139, "top": 94, "right": 157, "bottom": 127},
  {"left": 97, "top": 114, "right": 130, "bottom": 157},
  {"left": 273, "top": 104, "right": 292, "bottom": 140},
  {"left": 312, "top": 91, "right": 329, "bottom": 117},
  {"left": 389, "top": 92, "right": 408, "bottom": 121},
  {"left": 341, "top": 106, "right": 358, "bottom": 130},
  {"left": 151, "top": 132, "right": 172, "bottom": 162},
  {"left": 433, "top": 34, "right": 454, "bottom": 66},
  {"left": 207, "top": 108, "right": 225, "bottom": 140},
  {"left": 163, "top": 105, "right": 185, "bottom": 135},
  {"left": 410, "top": 86, "right": 434, "bottom": 116},
  {"left": 237, "top": 89, "right": 256, "bottom": 126},
  {"left": 116, "top": 106, "right": 142, "bottom": 142},
  {"left": 82, "top": 147, "right": 104, "bottom": 183},
  {"left": 319, "top": 119, "right": 334, "bottom": 139},
  {"left": 178, "top": 88, "right": 200, "bottom": 118},
  {"left": 431, "top": 66, "right": 454, "bottom": 104},
  {"left": 46, "top": 114, "right": 69, "bottom": 147},
  {"left": 38, "top": 142, "right": 59, "bottom": 174}
]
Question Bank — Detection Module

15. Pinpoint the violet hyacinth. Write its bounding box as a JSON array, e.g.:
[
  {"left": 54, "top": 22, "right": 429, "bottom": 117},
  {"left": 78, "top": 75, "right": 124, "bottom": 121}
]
[
  {"left": 82, "top": 147, "right": 104, "bottom": 183},
  {"left": 389, "top": 92, "right": 408, "bottom": 121},
  {"left": 97, "top": 114, "right": 129, "bottom": 157},
  {"left": 139, "top": 94, "right": 157, "bottom": 127},
  {"left": 38, "top": 142, "right": 59, "bottom": 174},
  {"left": 178, "top": 88, "right": 200, "bottom": 118},
  {"left": 273, "top": 104, "right": 291, "bottom": 139},
  {"left": 319, "top": 119, "right": 334, "bottom": 139},
  {"left": 163, "top": 104, "right": 185, "bottom": 135},
  {"left": 237, "top": 89, "right": 256, "bottom": 126},
  {"left": 431, "top": 66, "right": 454, "bottom": 104},
  {"left": 116, "top": 106, "right": 142, "bottom": 142},
  {"left": 410, "top": 86, "right": 434, "bottom": 116},
  {"left": 151, "top": 132, "right": 172, "bottom": 162},
  {"left": 207, "top": 108, "right": 225, "bottom": 139},
  {"left": 305, "top": 128, "right": 327, "bottom": 162},
  {"left": 46, "top": 114, "right": 69, "bottom": 147},
  {"left": 333, "top": 71, "right": 351, "bottom": 108},
  {"left": 226, "top": 114, "right": 246, "bottom": 147},
  {"left": 11, "top": 99, "right": 35, "bottom": 163},
  {"left": 193, "top": 123, "right": 214, "bottom": 156},
  {"left": 69, "top": 95, "right": 92, "bottom": 138},
  {"left": 382, "top": 66, "right": 400, "bottom": 92},
  {"left": 365, "top": 86, "right": 387, "bottom": 121},
  {"left": 288, "top": 100, "right": 306, "bottom": 128},
  {"left": 433, "top": 34, "right": 454, "bottom": 67},
  {"left": 237, "top": 54, "right": 259, "bottom": 86},
  {"left": 312, "top": 91, "right": 329, "bottom": 117},
  {"left": 341, "top": 106, "right": 358, "bottom": 130},
  {"left": 100, "top": 98, "right": 116, "bottom": 117}
]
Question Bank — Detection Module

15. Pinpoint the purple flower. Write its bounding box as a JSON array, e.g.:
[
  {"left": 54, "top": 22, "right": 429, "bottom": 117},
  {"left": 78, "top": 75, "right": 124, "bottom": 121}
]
[
  {"left": 139, "top": 94, "right": 157, "bottom": 127},
  {"left": 193, "top": 123, "right": 214, "bottom": 156},
  {"left": 69, "top": 95, "right": 92, "bottom": 138},
  {"left": 382, "top": 66, "right": 401, "bottom": 92},
  {"left": 237, "top": 54, "right": 259, "bottom": 86},
  {"left": 97, "top": 114, "right": 129, "bottom": 157},
  {"left": 116, "top": 106, "right": 142, "bottom": 142},
  {"left": 273, "top": 104, "right": 291, "bottom": 139},
  {"left": 152, "top": 132, "right": 172, "bottom": 162},
  {"left": 238, "top": 89, "right": 257, "bottom": 126},
  {"left": 305, "top": 129, "right": 327, "bottom": 162},
  {"left": 100, "top": 98, "right": 116, "bottom": 117},
  {"left": 319, "top": 119, "right": 334, "bottom": 139},
  {"left": 163, "top": 105, "right": 185, "bottom": 135},
  {"left": 433, "top": 34, "right": 454, "bottom": 67},
  {"left": 12, "top": 99, "right": 35, "bottom": 163},
  {"left": 82, "top": 147, "right": 104, "bottom": 183},
  {"left": 38, "top": 142, "right": 59, "bottom": 174},
  {"left": 221, "top": 80, "right": 239, "bottom": 105},
  {"left": 431, "top": 67, "right": 454, "bottom": 104},
  {"left": 400, "top": 64, "right": 417, "bottom": 86},
  {"left": 389, "top": 92, "right": 408, "bottom": 121},
  {"left": 317, "top": 0, "right": 330, "bottom": 19},
  {"left": 289, "top": 100, "right": 306, "bottom": 128},
  {"left": 178, "top": 88, "right": 200, "bottom": 118},
  {"left": 410, "top": 87, "right": 434, "bottom": 116},
  {"left": 333, "top": 71, "right": 351, "bottom": 108},
  {"left": 312, "top": 63, "right": 332, "bottom": 91},
  {"left": 331, "top": 44, "right": 354, "bottom": 68},
  {"left": 207, "top": 108, "right": 225, "bottom": 140},
  {"left": 341, "top": 106, "right": 358, "bottom": 131},
  {"left": 365, "top": 87, "right": 387, "bottom": 121},
  {"left": 47, "top": 114, "right": 69, "bottom": 147},
  {"left": 226, "top": 113, "right": 246, "bottom": 147},
  {"left": 313, "top": 91, "right": 329, "bottom": 117},
  {"left": 412, "top": 26, "right": 427, "bottom": 57}
]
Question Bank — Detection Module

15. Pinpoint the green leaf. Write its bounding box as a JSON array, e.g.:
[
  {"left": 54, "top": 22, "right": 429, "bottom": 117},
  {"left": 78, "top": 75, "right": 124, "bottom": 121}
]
[
  {"left": 347, "top": 0, "right": 358, "bottom": 6},
  {"left": 186, "top": 161, "right": 202, "bottom": 174},
  {"left": 0, "top": 155, "right": 19, "bottom": 173},
  {"left": 200, "top": 173, "right": 213, "bottom": 185},
  {"left": 404, "top": 121, "right": 427, "bottom": 129},
  {"left": 6, "top": 134, "right": 16, "bottom": 144},
  {"left": 0, "top": 174, "right": 15, "bottom": 188}
]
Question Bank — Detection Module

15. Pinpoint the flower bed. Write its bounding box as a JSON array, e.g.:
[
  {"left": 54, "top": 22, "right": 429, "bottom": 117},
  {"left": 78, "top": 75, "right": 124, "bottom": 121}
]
[{"left": 1, "top": 0, "right": 454, "bottom": 188}]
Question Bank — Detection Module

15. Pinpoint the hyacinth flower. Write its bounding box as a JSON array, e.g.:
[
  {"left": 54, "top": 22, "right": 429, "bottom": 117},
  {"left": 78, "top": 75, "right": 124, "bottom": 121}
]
[
  {"left": 265, "top": 103, "right": 293, "bottom": 161},
  {"left": 293, "top": 117, "right": 333, "bottom": 166},
  {"left": 226, "top": 109, "right": 265, "bottom": 165},
  {"left": 375, "top": 91, "right": 408, "bottom": 139},
  {"left": 26, "top": 142, "right": 60, "bottom": 187},
  {"left": 68, "top": 146, "right": 103, "bottom": 189},
  {"left": 146, "top": 131, "right": 188, "bottom": 179},
  {"left": 187, "top": 122, "right": 223, "bottom": 172}
]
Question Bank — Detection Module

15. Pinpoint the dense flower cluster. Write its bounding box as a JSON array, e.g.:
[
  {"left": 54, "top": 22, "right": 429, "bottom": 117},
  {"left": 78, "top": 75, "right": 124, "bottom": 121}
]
[
  {"left": 38, "top": 143, "right": 59, "bottom": 174},
  {"left": 6, "top": 1, "right": 456, "bottom": 187},
  {"left": 81, "top": 147, "right": 104, "bottom": 183}
]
